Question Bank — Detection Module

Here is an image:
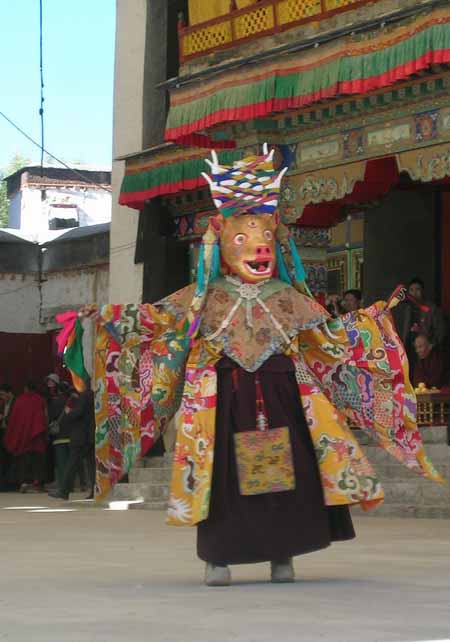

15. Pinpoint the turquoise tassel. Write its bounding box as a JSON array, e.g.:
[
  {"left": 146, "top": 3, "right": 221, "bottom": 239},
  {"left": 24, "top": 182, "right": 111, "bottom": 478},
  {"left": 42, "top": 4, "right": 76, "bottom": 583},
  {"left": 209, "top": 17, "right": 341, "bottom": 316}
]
[
  {"left": 276, "top": 242, "right": 292, "bottom": 285},
  {"left": 289, "top": 236, "right": 306, "bottom": 283},
  {"left": 211, "top": 242, "right": 221, "bottom": 281},
  {"left": 195, "top": 243, "right": 205, "bottom": 295}
]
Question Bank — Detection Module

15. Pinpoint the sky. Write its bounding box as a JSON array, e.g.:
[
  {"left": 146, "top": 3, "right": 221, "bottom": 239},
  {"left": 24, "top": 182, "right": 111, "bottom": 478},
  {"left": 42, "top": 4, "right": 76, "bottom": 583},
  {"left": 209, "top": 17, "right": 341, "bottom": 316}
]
[{"left": 0, "top": 0, "right": 115, "bottom": 170}]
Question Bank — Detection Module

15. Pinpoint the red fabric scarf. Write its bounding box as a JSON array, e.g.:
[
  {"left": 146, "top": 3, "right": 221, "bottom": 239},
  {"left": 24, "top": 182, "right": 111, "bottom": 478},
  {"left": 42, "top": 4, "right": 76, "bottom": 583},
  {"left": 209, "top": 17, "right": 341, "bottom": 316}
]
[{"left": 5, "top": 391, "right": 47, "bottom": 456}]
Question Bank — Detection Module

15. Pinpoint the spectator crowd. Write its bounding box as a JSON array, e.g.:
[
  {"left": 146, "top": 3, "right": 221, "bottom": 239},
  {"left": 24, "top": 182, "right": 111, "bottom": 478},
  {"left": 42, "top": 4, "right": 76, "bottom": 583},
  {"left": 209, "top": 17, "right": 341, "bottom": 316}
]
[
  {"left": 0, "top": 374, "right": 95, "bottom": 499},
  {"left": 325, "top": 277, "right": 449, "bottom": 391}
]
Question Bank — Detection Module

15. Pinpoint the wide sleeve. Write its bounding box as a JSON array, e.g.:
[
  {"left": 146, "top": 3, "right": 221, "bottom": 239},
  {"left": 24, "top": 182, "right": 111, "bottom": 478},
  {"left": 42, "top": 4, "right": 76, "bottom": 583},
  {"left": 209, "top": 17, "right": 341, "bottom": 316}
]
[
  {"left": 298, "top": 298, "right": 443, "bottom": 484},
  {"left": 92, "top": 303, "right": 189, "bottom": 500}
]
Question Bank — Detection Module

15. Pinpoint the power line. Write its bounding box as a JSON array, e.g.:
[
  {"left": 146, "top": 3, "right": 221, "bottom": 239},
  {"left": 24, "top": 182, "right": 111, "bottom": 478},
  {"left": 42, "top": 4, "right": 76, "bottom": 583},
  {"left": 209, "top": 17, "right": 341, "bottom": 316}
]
[
  {"left": 0, "top": 110, "right": 111, "bottom": 193},
  {"left": 39, "top": 0, "right": 45, "bottom": 172},
  {"left": 109, "top": 241, "right": 139, "bottom": 255},
  {"left": 0, "top": 283, "right": 35, "bottom": 297}
]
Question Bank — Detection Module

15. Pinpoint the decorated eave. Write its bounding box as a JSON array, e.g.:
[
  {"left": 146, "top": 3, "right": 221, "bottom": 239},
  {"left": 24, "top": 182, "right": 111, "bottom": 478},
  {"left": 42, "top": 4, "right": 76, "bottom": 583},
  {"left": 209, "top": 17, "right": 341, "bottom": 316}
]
[
  {"left": 120, "top": 79, "right": 450, "bottom": 224},
  {"left": 118, "top": 143, "right": 243, "bottom": 210},
  {"left": 119, "top": 5, "right": 450, "bottom": 220},
  {"left": 166, "top": 7, "right": 450, "bottom": 144}
]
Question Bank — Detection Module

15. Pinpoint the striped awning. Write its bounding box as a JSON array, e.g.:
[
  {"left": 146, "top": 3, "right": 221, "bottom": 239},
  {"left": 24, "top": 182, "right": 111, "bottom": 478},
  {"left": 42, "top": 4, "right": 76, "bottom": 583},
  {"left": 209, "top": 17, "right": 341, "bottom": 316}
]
[
  {"left": 119, "top": 140, "right": 450, "bottom": 215},
  {"left": 119, "top": 146, "right": 244, "bottom": 210},
  {"left": 165, "top": 7, "right": 450, "bottom": 144}
]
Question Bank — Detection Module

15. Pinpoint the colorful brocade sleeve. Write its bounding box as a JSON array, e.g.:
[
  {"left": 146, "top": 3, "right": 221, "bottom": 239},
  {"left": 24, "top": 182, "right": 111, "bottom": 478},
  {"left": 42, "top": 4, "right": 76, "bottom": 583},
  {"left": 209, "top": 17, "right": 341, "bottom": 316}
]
[
  {"left": 298, "top": 301, "right": 443, "bottom": 484},
  {"left": 94, "top": 303, "right": 189, "bottom": 501}
]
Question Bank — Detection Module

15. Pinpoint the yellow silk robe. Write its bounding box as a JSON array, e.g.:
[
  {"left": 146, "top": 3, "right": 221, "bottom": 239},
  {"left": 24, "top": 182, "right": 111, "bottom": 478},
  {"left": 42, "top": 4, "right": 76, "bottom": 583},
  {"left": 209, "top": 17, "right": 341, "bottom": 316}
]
[{"left": 93, "top": 280, "right": 442, "bottom": 525}]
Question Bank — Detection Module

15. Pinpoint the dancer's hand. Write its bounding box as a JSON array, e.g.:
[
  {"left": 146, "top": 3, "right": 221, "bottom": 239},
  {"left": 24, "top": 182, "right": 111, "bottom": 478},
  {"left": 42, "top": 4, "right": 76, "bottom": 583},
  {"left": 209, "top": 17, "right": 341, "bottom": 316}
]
[{"left": 78, "top": 304, "right": 99, "bottom": 319}]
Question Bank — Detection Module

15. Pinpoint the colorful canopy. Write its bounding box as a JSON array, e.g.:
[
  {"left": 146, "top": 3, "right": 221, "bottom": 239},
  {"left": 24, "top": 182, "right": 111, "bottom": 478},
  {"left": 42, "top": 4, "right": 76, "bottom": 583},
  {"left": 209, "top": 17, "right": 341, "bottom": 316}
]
[
  {"left": 119, "top": 7, "right": 450, "bottom": 214},
  {"left": 166, "top": 8, "right": 450, "bottom": 143},
  {"left": 119, "top": 148, "right": 244, "bottom": 210}
]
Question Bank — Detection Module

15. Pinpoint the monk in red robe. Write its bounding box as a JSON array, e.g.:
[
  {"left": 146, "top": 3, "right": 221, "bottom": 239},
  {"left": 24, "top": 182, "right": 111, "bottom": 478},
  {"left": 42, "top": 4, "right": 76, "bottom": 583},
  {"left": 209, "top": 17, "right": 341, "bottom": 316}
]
[
  {"left": 5, "top": 382, "right": 47, "bottom": 492},
  {"left": 412, "top": 334, "right": 448, "bottom": 389}
]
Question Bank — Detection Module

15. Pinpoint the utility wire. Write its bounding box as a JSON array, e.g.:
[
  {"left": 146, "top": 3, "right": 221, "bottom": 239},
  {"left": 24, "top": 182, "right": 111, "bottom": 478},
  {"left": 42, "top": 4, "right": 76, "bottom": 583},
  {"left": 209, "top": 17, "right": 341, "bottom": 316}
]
[
  {"left": 0, "top": 106, "right": 157, "bottom": 258},
  {"left": 0, "top": 283, "right": 36, "bottom": 297},
  {"left": 109, "top": 241, "right": 140, "bottom": 255},
  {"left": 0, "top": 110, "right": 111, "bottom": 193},
  {"left": 39, "top": 0, "right": 45, "bottom": 173}
]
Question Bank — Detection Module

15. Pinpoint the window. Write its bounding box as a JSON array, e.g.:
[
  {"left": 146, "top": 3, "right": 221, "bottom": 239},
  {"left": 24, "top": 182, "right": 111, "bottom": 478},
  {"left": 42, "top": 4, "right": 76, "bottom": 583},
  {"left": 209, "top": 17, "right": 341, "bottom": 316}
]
[{"left": 48, "top": 204, "right": 79, "bottom": 230}]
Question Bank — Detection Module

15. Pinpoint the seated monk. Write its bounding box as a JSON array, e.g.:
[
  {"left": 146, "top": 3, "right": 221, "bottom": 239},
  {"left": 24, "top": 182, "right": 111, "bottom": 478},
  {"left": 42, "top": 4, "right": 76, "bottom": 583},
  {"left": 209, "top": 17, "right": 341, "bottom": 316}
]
[{"left": 412, "top": 334, "right": 448, "bottom": 389}]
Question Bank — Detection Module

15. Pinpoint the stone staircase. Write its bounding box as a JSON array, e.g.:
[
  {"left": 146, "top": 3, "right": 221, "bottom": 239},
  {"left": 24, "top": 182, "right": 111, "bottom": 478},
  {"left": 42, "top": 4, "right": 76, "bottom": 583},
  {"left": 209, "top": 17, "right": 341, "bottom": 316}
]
[
  {"left": 109, "top": 454, "right": 173, "bottom": 510},
  {"left": 353, "top": 425, "right": 450, "bottom": 519},
  {"left": 109, "top": 427, "right": 450, "bottom": 518}
]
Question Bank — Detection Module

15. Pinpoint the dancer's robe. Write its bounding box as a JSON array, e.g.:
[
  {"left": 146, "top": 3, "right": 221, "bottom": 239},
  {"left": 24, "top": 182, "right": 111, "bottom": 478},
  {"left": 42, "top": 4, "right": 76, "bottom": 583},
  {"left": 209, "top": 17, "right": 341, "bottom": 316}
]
[{"left": 88, "top": 277, "right": 441, "bottom": 564}]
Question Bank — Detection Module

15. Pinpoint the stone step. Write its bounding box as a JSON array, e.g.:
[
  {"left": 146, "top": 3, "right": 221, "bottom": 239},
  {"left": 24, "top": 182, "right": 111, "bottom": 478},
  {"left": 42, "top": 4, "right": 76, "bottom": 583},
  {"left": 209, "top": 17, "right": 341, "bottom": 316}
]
[
  {"left": 130, "top": 501, "right": 168, "bottom": 511},
  {"left": 122, "top": 473, "right": 449, "bottom": 505},
  {"left": 361, "top": 443, "right": 450, "bottom": 465},
  {"left": 354, "top": 426, "right": 448, "bottom": 446},
  {"left": 129, "top": 456, "right": 449, "bottom": 485},
  {"left": 133, "top": 454, "right": 173, "bottom": 469},
  {"left": 129, "top": 466, "right": 172, "bottom": 484},
  {"left": 418, "top": 426, "right": 449, "bottom": 444},
  {"left": 109, "top": 482, "right": 169, "bottom": 503},
  {"left": 110, "top": 429, "right": 449, "bottom": 516},
  {"left": 352, "top": 503, "right": 450, "bottom": 519},
  {"left": 110, "top": 483, "right": 148, "bottom": 501},
  {"left": 382, "top": 479, "right": 450, "bottom": 503},
  {"left": 369, "top": 463, "right": 450, "bottom": 481}
]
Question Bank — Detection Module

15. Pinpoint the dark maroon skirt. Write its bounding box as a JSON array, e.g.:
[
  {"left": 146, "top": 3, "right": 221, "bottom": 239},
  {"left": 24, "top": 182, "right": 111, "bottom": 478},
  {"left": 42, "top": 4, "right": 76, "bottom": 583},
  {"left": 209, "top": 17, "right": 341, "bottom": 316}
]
[{"left": 197, "top": 355, "right": 355, "bottom": 565}]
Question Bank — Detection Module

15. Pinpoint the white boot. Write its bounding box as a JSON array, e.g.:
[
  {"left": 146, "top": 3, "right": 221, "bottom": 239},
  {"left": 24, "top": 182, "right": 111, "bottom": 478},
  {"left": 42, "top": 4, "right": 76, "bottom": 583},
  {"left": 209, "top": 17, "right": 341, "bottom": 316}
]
[
  {"left": 270, "top": 558, "right": 295, "bottom": 583},
  {"left": 205, "top": 563, "right": 231, "bottom": 587}
]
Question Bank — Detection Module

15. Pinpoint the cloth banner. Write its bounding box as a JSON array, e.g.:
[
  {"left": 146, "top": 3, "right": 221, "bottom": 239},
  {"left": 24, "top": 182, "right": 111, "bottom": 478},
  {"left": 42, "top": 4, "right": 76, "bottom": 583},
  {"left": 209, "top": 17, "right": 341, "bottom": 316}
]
[{"left": 166, "top": 8, "right": 450, "bottom": 143}]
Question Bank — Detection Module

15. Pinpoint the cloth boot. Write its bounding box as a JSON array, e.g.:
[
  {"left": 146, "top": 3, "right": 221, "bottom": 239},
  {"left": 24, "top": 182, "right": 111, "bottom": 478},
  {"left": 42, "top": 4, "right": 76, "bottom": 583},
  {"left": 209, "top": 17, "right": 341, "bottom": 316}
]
[
  {"left": 205, "top": 563, "right": 231, "bottom": 587},
  {"left": 270, "top": 558, "right": 295, "bottom": 583}
]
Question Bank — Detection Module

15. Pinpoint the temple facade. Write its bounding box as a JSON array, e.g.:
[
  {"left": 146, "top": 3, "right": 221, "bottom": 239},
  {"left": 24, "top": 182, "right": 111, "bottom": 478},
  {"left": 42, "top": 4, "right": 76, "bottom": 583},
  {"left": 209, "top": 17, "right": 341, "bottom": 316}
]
[{"left": 111, "top": 0, "right": 450, "bottom": 313}]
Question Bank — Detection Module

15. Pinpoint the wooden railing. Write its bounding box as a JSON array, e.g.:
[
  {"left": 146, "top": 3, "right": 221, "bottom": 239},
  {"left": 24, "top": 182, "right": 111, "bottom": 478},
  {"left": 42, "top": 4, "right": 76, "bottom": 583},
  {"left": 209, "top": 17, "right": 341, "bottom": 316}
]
[
  {"left": 416, "top": 393, "right": 450, "bottom": 427},
  {"left": 178, "top": 0, "right": 371, "bottom": 63}
]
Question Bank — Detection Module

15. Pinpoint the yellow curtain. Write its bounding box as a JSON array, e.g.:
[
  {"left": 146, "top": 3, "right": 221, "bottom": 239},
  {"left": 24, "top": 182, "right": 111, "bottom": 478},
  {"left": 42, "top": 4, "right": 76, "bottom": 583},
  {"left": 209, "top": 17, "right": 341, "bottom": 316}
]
[{"left": 188, "top": 0, "right": 231, "bottom": 25}]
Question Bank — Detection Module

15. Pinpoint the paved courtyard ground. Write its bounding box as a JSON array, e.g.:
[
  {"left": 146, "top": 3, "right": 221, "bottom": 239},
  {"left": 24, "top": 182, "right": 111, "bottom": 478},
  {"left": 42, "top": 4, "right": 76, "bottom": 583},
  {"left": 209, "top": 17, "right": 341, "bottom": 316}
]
[{"left": 0, "top": 492, "right": 449, "bottom": 642}]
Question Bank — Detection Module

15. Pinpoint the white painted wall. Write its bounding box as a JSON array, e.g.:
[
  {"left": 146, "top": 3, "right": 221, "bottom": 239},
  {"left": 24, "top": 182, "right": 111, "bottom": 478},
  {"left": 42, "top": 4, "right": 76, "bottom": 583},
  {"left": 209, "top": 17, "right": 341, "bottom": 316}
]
[
  {"left": 0, "top": 273, "right": 41, "bottom": 333},
  {"left": 41, "top": 267, "right": 110, "bottom": 375},
  {"left": 109, "top": 0, "right": 146, "bottom": 303},
  {"left": 8, "top": 186, "right": 111, "bottom": 243},
  {"left": 46, "top": 187, "right": 111, "bottom": 229},
  {"left": 0, "top": 266, "right": 109, "bottom": 376},
  {"left": 8, "top": 192, "right": 22, "bottom": 229},
  {"left": 41, "top": 268, "right": 109, "bottom": 320}
]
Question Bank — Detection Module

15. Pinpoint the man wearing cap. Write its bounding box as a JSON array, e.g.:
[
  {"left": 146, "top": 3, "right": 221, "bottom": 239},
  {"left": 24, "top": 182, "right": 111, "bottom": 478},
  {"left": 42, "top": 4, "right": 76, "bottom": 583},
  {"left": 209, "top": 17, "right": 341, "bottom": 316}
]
[
  {"left": 45, "top": 374, "right": 69, "bottom": 492},
  {"left": 49, "top": 380, "right": 95, "bottom": 500}
]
